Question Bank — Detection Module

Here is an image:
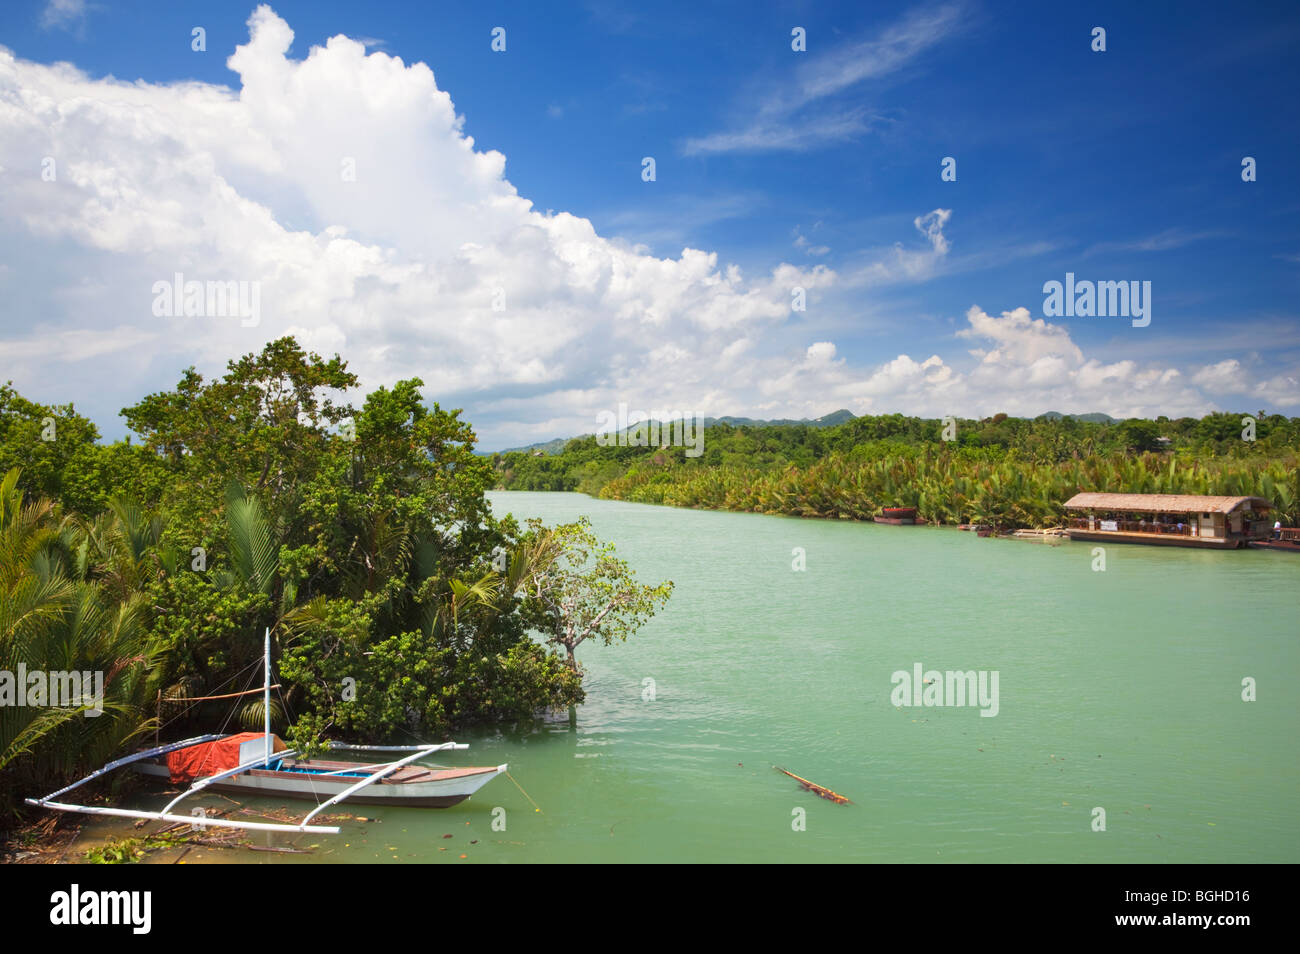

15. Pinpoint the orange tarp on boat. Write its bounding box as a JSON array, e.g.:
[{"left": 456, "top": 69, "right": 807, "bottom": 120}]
[{"left": 164, "top": 732, "right": 286, "bottom": 783}]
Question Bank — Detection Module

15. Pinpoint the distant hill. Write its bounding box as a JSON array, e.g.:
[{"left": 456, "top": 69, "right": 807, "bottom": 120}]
[
  {"left": 491, "top": 409, "right": 857, "bottom": 455},
  {"left": 1037, "top": 411, "right": 1117, "bottom": 424},
  {"left": 706, "top": 409, "right": 856, "bottom": 429},
  {"left": 492, "top": 410, "right": 1132, "bottom": 455},
  {"left": 494, "top": 436, "right": 573, "bottom": 456}
]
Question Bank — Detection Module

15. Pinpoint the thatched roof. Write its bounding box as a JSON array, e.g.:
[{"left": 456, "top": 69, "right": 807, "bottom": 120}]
[{"left": 1064, "top": 493, "right": 1272, "bottom": 514}]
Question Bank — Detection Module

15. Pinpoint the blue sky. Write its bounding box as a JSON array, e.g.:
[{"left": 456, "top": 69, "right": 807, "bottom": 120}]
[{"left": 1, "top": 0, "right": 1298, "bottom": 449}]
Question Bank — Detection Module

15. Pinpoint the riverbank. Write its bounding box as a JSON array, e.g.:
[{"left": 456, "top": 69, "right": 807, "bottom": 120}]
[
  {"left": 2, "top": 805, "right": 383, "bottom": 864},
  {"left": 493, "top": 419, "right": 1300, "bottom": 530},
  {"left": 2, "top": 815, "right": 85, "bottom": 864},
  {"left": 501, "top": 454, "right": 1299, "bottom": 531}
]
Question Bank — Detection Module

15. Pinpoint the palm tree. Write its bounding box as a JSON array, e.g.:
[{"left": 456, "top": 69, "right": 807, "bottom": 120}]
[{"left": 0, "top": 468, "right": 161, "bottom": 821}]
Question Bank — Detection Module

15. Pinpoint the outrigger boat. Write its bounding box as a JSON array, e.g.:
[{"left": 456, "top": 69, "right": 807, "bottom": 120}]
[{"left": 25, "top": 631, "right": 507, "bottom": 835}]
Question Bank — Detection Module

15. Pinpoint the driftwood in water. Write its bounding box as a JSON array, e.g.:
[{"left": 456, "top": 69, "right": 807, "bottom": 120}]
[
  {"left": 246, "top": 844, "right": 313, "bottom": 853},
  {"left": 774, "top": 766, "right": 852, "bottom": 804}
]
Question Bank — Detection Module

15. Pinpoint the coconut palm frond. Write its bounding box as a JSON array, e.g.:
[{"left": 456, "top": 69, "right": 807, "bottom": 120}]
[{"left": 224, "top": 487, "right": 279, "bottom": 596}]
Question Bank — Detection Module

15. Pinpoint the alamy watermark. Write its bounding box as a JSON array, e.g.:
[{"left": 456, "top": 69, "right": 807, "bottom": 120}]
[
  {"left": 1042, "top": 272, "right": 1150, "bottom": 327},
  {"left": 0, "top": 666, "right": 103, "bottom": 715},
  {"left": 152, "top": 273, "right": 261, "bottom": 327},
  {"left": 890, "top": 663, "right": 999, "bottom": 717},
  {"left": 595, "top": 403, "right": 704, "bottom": 457},
  {"left": 50, "top": 885, "right": 150, "bottom": 934}
]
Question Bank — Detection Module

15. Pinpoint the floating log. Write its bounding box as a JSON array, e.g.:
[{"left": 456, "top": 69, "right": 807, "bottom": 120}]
[{"left": 774, "top": 766, "right": 852, "bottom": 804}]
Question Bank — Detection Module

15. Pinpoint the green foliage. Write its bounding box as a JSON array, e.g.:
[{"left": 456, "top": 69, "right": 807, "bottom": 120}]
[
  {"left": 495, "top": 412, "right": 1300, "bottom": 527},
  {"left": 0, "top": 384, "right": 101, "bottom": 505},
  {"left": 280, "top": 622, "right": 582, "bottom": 749},
  {"left": 0, "top": 339, "right": 672, "bottom": 830},
  {"left": 0, "top": 468, "right": 162, "bottom": 821},
  {"left": 85, "top": 832, "right": 185, "bottom": 864},
  {"left": 1120, "top": 418, "right": 1162, "bottom": 453}
]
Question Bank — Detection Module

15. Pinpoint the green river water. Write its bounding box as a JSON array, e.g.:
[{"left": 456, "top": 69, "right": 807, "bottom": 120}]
[{"left": 80, "top": 491, "right": 1298, "bottom": 863}]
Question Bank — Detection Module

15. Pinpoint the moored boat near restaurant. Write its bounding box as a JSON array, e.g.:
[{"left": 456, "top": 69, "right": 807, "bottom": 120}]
[
  {"left": 1249, "top": 527, "right": 1300, "bottom": 553},
  {"left": 1011, "top": 527, "right": 1067, "bottom": 541},
  {"left": 873, "top": 506, "right": 918, "bottom": 525},
  {"left": 1064, "top": 493, "right": 1273, "bottom": 549}
]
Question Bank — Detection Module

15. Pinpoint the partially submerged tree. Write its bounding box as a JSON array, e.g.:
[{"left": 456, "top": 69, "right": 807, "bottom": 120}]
[{"left": 511, "top": 517, "right": 674, "bottom": 671}]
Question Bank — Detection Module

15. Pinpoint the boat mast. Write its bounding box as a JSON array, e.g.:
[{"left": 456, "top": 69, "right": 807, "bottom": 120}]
[{"left": 264, "top": 627, "right": 271, "bottom": 766}]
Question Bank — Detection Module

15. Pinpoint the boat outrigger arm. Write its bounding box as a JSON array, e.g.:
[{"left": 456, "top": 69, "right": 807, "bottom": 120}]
[
  {"left": 21, "top": 734, "right": 332, "bottom": 834},
  {"left": 22, "top": 732, "right": 335, "bottom": 834},
  {"left": 25, "top": 631, "right": 480, "bottom": 835},
  {"left": 301, "top": 742, "right": 467, "bottom": 825},
  {"left": 25, "top": 739, "right": 473, "bottom": 836}
]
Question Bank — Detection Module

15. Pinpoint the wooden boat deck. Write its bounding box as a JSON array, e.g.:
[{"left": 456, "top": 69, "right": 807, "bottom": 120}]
[
  {"left": 274, "top": 759, "right": 499, "bottom": 783},
  {"left": 1066, "top": 527, "right": 1242, "bottom": 548},
  {"left": 131, "top": 750, "right": 505, "bottom": 808}
]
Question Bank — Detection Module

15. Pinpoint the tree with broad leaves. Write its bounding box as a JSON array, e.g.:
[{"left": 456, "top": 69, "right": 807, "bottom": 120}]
[{"left": 511, "top": 516, "right": 673, "bottom": 671}]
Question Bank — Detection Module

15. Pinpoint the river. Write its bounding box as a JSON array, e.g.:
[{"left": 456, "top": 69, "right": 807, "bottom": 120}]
[{"left": 72, "top": 491, "right": 1298, "bottom": 863}]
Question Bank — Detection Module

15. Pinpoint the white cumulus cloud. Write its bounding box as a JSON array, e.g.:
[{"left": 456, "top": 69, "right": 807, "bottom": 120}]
[{"left": 0, "top": 6, "right": 1293, "bottom": 449}]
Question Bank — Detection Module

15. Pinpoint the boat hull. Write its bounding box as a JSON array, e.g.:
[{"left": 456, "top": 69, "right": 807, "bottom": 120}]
[
  {"left": 1066, "top": 529, "right": 1245, "bottom": 549},
  {"left": 876, "top": 507, "right": 917, "bottom": 525},
  {"left": 1248, "top": 539, "right": 1300, "bottom": 553},
  {"left": 135, "top": 758, "right": 506, "bottom": 808}
]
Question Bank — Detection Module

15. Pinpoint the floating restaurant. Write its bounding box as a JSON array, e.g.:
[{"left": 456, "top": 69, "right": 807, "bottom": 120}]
[{"left": 1063, "top": 493, "right": 1273, "bottom": 549}]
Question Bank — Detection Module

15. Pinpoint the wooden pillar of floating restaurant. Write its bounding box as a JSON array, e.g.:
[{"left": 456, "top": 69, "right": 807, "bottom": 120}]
[{"left": 1062, "top": 493, "right": 1273, "bottom": 549}]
